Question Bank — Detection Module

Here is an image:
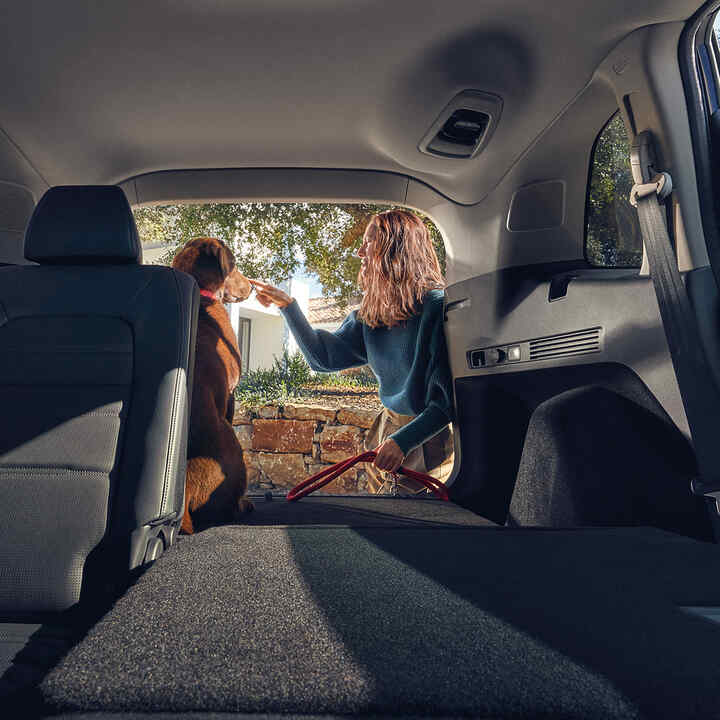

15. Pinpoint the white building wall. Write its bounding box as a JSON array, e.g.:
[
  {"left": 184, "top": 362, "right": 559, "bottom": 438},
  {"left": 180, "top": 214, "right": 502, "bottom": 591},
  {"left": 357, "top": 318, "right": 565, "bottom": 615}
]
[
  {"left": 224, "top": 278, "right": 310, "bottom": 372},
  {"left": 247, "top": 312, "right": 285, "bottom": 371},
  {"left": 284, "top": 278, "right": 310, "bottom": 357},
  {"left": 226, "top": 300, "right": 284, "bottom": 372}
]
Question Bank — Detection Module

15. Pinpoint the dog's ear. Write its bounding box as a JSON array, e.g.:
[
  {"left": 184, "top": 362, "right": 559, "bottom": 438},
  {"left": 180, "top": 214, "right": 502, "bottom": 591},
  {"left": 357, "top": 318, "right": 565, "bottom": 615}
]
[
  {"left": 171, "top": 242, "right": 197, "bottom": 274},
  {"left": 172, "top": 237, "right": 235, "bottom": 292},
  {"left": 208, "top": 241, "right": 235, "bottom": 280}
]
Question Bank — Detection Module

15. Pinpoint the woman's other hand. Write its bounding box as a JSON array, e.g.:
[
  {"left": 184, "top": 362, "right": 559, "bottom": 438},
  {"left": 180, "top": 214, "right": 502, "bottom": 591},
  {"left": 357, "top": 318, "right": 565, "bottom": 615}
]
[
  {"left": 373, "top": 438, "right": 405, "bottom": 473},
  {"left": 248, "top": 279, "right": 293, "bottom": 309}
]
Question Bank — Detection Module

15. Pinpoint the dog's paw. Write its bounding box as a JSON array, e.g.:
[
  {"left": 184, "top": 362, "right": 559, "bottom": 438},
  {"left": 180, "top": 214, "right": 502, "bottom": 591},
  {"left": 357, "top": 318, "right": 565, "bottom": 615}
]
[{"left": 238, "top": 496, "right": 255, "bottom": 514}]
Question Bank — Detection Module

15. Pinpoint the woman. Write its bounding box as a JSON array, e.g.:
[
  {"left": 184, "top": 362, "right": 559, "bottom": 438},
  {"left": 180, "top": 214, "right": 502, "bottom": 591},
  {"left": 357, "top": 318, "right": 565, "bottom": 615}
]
[{"left": 251, "top": 209, "right": 454, "bottom": 493}]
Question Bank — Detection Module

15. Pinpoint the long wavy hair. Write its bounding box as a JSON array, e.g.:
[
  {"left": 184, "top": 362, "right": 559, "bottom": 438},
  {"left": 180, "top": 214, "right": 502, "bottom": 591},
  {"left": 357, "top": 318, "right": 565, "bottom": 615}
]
[{"left": 357, "top": 209, "right": 444, "bottom": 329}]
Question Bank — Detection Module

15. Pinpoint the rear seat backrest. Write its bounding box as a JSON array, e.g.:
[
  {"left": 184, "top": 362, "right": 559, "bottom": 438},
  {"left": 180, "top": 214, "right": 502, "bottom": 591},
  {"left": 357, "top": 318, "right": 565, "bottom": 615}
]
[{"left": 0, "top": 186, "right": 198, "bottom": 614}]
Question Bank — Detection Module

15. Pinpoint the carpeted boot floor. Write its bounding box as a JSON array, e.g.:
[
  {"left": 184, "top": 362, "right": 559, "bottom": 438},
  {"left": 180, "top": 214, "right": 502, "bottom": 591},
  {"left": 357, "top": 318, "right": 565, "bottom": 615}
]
[
  {"left": 241, "top": 494, "right": 497, "bottom": 527},
  {"left": 39, "top": 518, "right": 720, "bottom": 719}
]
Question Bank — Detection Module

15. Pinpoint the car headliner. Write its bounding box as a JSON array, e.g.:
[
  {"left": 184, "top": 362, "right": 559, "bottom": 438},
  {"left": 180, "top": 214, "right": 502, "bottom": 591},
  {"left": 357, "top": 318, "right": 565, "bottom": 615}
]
[{"left": 0, "top": 0, "right": 703, "bottom": 205}]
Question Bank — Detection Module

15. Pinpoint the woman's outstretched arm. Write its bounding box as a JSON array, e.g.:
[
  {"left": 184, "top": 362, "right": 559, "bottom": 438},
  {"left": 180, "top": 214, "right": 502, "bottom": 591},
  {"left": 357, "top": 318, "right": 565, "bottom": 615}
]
[{"left": 251, "top": 279, "right": 367, "bottom": 372}]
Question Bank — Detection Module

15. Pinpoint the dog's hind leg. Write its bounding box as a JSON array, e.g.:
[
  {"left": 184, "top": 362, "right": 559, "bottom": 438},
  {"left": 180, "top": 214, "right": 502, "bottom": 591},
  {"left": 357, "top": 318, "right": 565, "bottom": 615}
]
[
  {"left": 181, "top": 487, "right": 195, "bottom": 535},
  {"left": 233, "top": 450, "right": 254, "bottom": 516}
]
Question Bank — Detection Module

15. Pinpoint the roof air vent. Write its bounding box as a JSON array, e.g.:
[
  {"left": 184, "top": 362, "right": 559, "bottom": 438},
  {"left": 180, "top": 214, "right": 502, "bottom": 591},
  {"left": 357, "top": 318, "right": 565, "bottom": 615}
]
[
  {"left": 438, "top": 110, "right": 489, "bottom": 148},
  {"left": 419, "top": 90, "right": 503, "bottom": 159}
]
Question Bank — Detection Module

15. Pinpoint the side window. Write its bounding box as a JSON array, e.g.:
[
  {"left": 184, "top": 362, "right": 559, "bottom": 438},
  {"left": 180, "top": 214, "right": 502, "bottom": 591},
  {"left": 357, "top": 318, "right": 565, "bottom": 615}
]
[
  {"left": 238, "top": 317, "right": 251, "bottom": 376},
  {"left": 585, "top": 112, "right": 643, "bottom": 267}
]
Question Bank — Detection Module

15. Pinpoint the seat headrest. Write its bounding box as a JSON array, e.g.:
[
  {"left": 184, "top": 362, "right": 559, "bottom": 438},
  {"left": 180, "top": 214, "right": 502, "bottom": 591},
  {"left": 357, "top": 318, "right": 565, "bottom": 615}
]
[{"left": 24, "top": 185, "right": 143, "bottom": 265}]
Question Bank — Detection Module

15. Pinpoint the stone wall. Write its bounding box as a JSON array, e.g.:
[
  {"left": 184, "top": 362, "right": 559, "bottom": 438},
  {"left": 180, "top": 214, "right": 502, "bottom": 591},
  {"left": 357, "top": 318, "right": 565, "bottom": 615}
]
[{"left": 233, "top": 403, "right": 379, "bottom": 494}]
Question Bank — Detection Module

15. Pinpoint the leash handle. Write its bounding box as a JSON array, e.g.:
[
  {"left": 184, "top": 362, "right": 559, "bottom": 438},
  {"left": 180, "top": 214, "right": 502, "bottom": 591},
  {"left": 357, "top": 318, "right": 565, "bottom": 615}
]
[{"left": 286, "top": 451, "right": 450, "bottom": 502}]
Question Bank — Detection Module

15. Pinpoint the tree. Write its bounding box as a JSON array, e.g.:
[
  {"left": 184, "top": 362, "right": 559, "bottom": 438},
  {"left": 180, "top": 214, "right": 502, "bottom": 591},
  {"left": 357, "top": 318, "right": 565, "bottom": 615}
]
[
  {"left": 134, "top": 203, "right": 446, "bottom": 307},
  {"left": 586, "top": 113, "right": 643, "bottom": 267}
]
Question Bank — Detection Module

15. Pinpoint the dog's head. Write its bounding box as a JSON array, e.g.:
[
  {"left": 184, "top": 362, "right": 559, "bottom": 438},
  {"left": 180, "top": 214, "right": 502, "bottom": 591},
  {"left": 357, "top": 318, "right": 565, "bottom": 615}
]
[{"left": 172, "top": 237, "right": 251, "bottom": 301}]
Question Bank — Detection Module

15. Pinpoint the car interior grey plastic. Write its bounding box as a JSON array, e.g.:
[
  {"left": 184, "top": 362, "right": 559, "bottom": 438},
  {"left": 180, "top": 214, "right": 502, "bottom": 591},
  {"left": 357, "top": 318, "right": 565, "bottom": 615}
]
[
  {"left": 507, "top": 180, "right": 566, "bottom": 232},
  {"left": 0, "top": 183, "right": 35, "bottom": 266},
  {"left": 445, "top": 264, "right": 690, "bottom": 433},
  {"left": 417, "top": 90, "right": 503, "bottom": 159},
  {"left": 0, "top": 2, "right": 700, "bottom": 204}
]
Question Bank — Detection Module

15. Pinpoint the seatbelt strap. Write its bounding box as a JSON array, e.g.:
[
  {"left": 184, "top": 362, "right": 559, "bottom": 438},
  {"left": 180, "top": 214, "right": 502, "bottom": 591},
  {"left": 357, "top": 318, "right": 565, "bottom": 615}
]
[{"left": 630, "top": 131, "right": 720, "bottom": 506}]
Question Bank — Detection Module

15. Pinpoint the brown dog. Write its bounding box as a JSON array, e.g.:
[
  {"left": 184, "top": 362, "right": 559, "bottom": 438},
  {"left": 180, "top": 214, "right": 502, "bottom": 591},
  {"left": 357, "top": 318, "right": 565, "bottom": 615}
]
[{"left": 172, "top": 237, "right": 254, "bottom": 534}]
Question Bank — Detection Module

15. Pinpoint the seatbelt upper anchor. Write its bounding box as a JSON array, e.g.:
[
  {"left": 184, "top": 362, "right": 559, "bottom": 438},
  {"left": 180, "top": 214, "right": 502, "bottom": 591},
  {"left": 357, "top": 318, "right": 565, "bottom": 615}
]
[{"left": 629, "top": 171, "right": 673, "bottom": 207}]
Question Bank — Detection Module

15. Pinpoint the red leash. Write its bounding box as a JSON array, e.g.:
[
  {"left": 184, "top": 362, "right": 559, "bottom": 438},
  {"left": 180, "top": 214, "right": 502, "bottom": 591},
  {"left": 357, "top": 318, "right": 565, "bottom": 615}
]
[{"left": 286, "top": 450, "right": 450, "bottom": 502}]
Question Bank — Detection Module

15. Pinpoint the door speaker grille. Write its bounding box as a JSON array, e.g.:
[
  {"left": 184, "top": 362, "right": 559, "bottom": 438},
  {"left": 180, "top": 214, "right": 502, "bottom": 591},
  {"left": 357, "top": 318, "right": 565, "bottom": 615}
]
[{"left": 529, "top": 327, "right": 602, "bottom": 361}]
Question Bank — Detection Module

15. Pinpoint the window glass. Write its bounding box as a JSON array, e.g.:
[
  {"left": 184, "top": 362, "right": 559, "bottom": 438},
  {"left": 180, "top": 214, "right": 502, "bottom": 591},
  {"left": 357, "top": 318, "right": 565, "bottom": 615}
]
[
  {"left": 585, "top": 112, "right": 643, "bottom": 267},
  {"left": 237, "top": 317, "right": 251, "bottom": 376}
]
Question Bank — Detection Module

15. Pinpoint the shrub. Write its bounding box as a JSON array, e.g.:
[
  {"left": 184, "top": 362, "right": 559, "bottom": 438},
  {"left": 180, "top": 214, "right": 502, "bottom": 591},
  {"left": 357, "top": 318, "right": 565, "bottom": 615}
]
[
  {"left": 311, "top": 371, "right": 378, "bottom": 389},
  {"left": 234, "top": 350, "right": 378, "bottom": 409},
  {"left": 234, "top": 350, "right": 314, "bottom": 409},
  {"left": 234, "top": 367, "right": 290, "bottom": 409},
  {"left": 274, "top": 350, "right": 313, "bottom": 388},
  {"left": 338, "top": 365, "right": 378, "bottom": 386}
]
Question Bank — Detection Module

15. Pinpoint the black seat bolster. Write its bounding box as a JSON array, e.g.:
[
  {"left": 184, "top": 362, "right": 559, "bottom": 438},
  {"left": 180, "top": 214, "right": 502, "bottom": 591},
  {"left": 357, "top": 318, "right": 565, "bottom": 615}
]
[{"left": 111, "top": 268, "right": 198, "bottom": 535}]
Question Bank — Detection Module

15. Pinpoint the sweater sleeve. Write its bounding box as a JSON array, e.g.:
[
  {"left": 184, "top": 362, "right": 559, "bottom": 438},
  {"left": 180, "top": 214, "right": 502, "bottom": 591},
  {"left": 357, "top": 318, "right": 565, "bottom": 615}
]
[
  {"left": 389, "top": 312, "right": 454, "bottom": 455},
  {"left": 280, "top": 299, "right": 367, "bottom": 372}
]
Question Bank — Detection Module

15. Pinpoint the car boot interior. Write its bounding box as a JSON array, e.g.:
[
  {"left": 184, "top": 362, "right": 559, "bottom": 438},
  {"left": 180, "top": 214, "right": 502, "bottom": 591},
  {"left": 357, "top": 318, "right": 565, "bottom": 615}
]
[{"left": 3, "top": 1, "right": 720, "bottom": 718}]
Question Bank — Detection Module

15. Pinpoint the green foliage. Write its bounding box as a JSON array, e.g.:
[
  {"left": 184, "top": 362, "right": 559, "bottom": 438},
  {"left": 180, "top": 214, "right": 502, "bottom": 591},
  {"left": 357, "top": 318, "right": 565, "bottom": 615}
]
[
  {"left": 134, "top": 202, "right": 446, "bottom": 307},
  {"left": 234, "top": 367, "right": 291, "bottom": 410},
  {"left": 233, "top": 350, "right": 312, "bottom": 408},
  {"left": 272, "top": 349, "right": 314, "bottom": 388},
  {"left": 586, "top": 113, "right": 643, "bottom": 267},
  {"left": 338, "top": 364, "right": 379, "bottom": 386},
  {"left": 311, "top": 369, "right": 379, "bottom": 389},
  {"left": 234, "top": 350, "right": 378, "bottom": 409}
]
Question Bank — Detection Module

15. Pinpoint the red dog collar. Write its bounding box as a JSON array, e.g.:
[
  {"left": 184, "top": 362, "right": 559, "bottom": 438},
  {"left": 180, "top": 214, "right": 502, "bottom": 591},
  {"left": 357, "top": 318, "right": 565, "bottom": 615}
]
[{"left": 199, "top": 289, "right": 218, "bottom": 301}]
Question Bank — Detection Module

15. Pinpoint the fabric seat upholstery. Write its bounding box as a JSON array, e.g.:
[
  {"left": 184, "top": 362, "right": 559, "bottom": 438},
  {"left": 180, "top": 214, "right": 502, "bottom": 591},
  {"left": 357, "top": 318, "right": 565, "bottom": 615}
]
[{"left": 0, "top": 186, "right": 198, "bottom": 614}]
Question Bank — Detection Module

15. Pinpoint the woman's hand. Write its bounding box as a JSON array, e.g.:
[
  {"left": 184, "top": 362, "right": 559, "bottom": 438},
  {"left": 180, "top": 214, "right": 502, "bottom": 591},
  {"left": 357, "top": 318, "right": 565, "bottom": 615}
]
[
  {"left": 248, "top": 279, "right": 293, "bottom": 309},
  {"left": 373, "top": 438, "right": 405, "bottom": 473}
]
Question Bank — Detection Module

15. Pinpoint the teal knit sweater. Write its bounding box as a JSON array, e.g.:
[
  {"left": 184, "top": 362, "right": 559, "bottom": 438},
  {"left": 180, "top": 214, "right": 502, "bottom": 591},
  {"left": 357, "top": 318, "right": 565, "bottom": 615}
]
[{"left": 280, "top": 289, "right": 453, "bottom": 454}]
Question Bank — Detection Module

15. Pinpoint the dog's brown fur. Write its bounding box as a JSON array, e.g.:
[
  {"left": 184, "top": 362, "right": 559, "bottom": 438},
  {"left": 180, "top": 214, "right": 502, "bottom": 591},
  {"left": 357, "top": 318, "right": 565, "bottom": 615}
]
[{"left": 173, "top": 237, "right": 253, "bottom": 534}]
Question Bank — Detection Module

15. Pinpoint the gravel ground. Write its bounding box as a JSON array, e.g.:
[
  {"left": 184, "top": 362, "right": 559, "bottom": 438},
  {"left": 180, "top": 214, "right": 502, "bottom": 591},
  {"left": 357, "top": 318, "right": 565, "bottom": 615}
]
[{"left": 294, "top": 384, "right": 382, "bottom": 412}]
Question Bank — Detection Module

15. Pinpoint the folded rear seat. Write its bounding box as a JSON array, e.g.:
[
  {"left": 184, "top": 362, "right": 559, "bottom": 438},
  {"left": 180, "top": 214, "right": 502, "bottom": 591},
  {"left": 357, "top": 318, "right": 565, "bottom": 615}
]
[{"left": 35, "top": 498, "right": 720, "bottom": 720}]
